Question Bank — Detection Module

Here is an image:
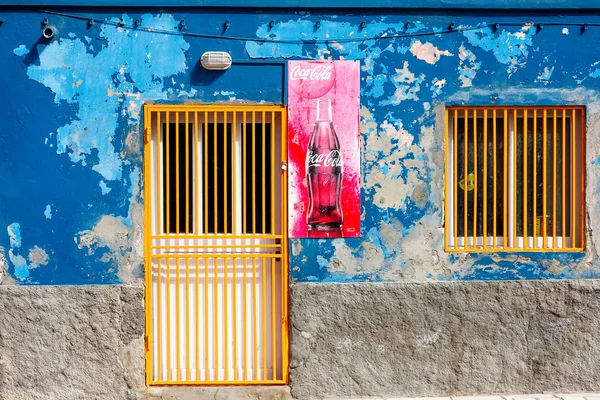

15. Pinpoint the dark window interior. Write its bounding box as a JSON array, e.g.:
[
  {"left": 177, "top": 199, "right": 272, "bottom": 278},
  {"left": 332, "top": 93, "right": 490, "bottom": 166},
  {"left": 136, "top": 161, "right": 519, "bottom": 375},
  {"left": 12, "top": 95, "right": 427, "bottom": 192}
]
[
  {"left": 243, "top": 123, "right": 273, "bottom": 234},
  {"left": 456, "top": 117, "right": 505, "bottom": 238},
  {"left": 161, "top": 120, "right": 274, "bottom": 235},
  {"left": 203, "top": 123, "right": 233, "bottom": 234},
  {"left": 162, "top": 122, "right": 193, "bottom": 234},
  {"left": 455, "top": 115, "right": 571, "bottom": 239}
]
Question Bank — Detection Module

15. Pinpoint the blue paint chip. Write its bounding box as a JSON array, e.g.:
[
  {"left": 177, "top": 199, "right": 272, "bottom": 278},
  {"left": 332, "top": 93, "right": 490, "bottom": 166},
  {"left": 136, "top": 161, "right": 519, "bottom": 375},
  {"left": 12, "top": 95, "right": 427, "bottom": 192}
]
[
  {"left": 44, "top": 205, "right": 52, "bottom": 219},
  {"left": 99, "top": 180, "right": 112, "bottom": 195},
  {"left": 7, "top": 223, "right": 22, "bottom": 249},
  {"left": 13, "top": 45, "right": 30, "bottom": 57}
]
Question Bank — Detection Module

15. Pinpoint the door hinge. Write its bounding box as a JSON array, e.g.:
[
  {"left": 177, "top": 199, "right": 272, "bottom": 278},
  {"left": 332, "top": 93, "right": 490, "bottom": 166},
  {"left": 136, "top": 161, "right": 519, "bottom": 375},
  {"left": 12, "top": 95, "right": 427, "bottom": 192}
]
[{"left": 144, "top": 335, "right": 149, "bottom": 352}]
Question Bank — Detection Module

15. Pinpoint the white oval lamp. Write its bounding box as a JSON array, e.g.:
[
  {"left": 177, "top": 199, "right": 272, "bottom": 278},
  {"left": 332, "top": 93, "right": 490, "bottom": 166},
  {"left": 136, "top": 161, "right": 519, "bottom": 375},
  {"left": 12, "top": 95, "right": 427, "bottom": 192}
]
[{"left": 200, "top": 51, "right": 233, "bottom": 70}]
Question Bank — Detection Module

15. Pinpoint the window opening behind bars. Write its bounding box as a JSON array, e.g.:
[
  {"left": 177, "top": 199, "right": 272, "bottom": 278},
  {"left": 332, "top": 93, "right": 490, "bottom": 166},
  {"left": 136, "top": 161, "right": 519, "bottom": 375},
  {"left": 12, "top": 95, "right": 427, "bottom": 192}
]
[{"left": 445, "top": 107, "right": 585, "bottom": 252}]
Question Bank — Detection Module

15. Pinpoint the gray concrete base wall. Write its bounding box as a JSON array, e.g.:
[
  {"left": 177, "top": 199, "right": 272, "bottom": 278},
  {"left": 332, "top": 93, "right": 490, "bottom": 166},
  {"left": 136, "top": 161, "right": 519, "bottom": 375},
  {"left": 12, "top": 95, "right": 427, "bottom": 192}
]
[
  {"left": 0, "top": 285, "right": 145, "bottom": 400},
  {"left": 290, "top": 281, "right": 600, "bottom": 399},
  {"left": 2, "top": 281, "right": 600, "bottom": 400}
]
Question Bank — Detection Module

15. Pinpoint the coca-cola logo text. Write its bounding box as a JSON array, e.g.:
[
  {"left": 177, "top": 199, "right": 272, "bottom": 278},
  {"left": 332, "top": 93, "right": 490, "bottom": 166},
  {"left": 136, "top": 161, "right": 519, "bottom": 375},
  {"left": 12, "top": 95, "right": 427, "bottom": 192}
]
[
  {"left": 307, "top": 150, "right": 343, "bottom": 168},
  {"left": 290, "top": 65, "right": 333, "bottom": 81}
]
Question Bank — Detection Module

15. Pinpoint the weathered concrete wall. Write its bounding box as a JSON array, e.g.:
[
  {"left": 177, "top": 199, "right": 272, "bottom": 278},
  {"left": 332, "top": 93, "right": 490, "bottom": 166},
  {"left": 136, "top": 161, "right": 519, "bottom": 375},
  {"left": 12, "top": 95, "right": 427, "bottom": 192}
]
[
  {"left": 3, "top": 281, "right": 600, "bottom": 399},
  {"left": 0, "top": 285, "right": 145, "bottom": 400},
  {"left": 289, "top": 280, "right": 600, "bottom": 399}
]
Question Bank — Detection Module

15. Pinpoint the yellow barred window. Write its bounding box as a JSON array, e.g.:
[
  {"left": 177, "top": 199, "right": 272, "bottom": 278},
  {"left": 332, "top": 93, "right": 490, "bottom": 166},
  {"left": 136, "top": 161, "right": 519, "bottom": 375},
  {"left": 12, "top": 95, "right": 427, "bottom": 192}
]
[{"left": 444, "top": 107, "right": 586, "bottom": 252}]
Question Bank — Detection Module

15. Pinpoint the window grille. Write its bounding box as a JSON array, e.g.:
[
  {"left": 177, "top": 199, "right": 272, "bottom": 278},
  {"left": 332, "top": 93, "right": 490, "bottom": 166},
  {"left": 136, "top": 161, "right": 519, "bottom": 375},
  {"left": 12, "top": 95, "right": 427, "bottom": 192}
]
[{"left": 444, "top": 107, "right": 585, "bottom": 252}]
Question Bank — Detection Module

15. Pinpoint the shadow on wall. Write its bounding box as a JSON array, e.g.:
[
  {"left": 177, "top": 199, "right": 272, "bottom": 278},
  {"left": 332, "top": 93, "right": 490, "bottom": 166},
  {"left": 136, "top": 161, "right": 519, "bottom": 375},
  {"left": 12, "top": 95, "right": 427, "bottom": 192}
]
[{"left": 190, "top": 59, "right": 227, "bottom": 86}]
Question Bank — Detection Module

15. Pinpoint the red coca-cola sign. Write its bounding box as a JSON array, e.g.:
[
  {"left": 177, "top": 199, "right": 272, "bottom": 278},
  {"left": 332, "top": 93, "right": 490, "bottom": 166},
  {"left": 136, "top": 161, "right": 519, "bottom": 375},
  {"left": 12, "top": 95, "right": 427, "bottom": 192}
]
[{"left": 288, "top": 60, "right": 361, "bottom": 239}]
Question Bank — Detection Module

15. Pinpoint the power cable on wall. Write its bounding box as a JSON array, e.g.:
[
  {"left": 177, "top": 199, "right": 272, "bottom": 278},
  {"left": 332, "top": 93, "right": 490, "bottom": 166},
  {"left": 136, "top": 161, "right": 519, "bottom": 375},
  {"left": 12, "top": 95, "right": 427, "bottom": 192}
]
[{"left": 24, "top": 8, "right": 600, "bottom": 44}]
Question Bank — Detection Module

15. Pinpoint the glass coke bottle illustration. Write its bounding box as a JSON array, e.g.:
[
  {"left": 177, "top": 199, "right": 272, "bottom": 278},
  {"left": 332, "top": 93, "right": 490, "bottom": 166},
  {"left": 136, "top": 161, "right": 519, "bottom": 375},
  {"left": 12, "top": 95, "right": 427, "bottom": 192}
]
[{"left": 306, "top": 99, "right": 344, "bottom": 238}]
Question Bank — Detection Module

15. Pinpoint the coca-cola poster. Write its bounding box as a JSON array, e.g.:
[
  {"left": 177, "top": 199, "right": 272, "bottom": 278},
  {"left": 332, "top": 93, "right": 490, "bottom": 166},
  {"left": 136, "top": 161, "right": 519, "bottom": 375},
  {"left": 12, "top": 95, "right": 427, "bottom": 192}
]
[{"left": 287, "top": 60, "right": 361, "bottom": 238}]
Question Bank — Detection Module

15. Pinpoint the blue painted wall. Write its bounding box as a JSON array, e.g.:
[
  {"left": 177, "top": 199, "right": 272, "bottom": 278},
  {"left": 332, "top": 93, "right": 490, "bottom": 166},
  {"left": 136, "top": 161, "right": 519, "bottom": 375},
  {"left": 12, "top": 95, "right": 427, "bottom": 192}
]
[{"left": 2, "top": 7, "right": 600, "bottom": 284}]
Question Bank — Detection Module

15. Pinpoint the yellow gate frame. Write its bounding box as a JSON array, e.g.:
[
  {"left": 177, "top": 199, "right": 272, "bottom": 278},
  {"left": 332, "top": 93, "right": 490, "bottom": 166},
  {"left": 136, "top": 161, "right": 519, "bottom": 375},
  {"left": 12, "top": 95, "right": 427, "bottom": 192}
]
[{"left": 143, "top": 104, "right": 289, "bottom": 385}]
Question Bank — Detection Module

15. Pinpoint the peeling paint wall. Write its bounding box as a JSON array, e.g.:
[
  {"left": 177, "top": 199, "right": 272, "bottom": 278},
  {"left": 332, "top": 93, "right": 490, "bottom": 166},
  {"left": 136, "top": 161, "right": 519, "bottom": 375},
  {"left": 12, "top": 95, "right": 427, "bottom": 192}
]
[{"left": 2, "top": 8, "right": 600, "bottom": 284}]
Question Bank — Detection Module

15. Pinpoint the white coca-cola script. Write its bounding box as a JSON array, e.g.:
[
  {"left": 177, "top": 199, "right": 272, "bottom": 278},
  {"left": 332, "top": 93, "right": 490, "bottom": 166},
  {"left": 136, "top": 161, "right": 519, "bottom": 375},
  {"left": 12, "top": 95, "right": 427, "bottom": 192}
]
[
  {"left": 307, "top": 150, "right": 343, "bottom": 168},
  {"left": 290, "top": 65, "right": 333, "bottom": 81}
]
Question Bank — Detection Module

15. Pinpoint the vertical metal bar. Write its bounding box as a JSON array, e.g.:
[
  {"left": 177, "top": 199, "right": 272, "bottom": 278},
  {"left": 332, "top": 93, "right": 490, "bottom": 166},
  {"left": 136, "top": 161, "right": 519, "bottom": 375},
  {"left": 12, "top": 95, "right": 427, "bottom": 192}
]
[
  {"left": 444, "top": 109, "right": 449, "bottom": 250},
  {"left": 493, "top": 109, "right": 497, "bottom": 248},
  {"left": 166, "top": 112, "right": 170, "bottom": 235},
  {"left": 195, "top": 257, "right": 200, "bottom": 381},
  {"left": 473, "top": 109, "right": 478, "bottom": 247},
  {"left": 513, "top": 109, "right": 517, "bottom": 248},
  {"left": 271, "top": 257, "right": 276, "bottom": 380},
  {"left": 214, "top": 112, "right": 218, "bottom": 234},
  {"left": 185, "top": 257, "right": 190, "bottom": 381},
  {"left": 186, "top": 112, "right": 190, "bottom": 235},
  {"left": 463, "top": 110, "right": 468, "bottom": 248},
  {"left": 572, "top": 108, "right": 576, "bottom": 248},
  {"left": 224, "top": 112, "right": 228, "bottom": 235},
  {"left": 253, "top": 113, "right": 257, "bottom": 234},
  {"left": 562, "top": 109, "right": 566, "bottom": 248},
  {"left": 243, "top": 256, "right": 248, "bottom": 381},
  {"left": 553, "top": 109, "right": 557, "bottom": 249},
  {"left": 213, "top": 257, "right": 219, "bottom": 381},
  {"left": 142, "top": 107, "right": 154, "bottom": 386},
  {"left": 233, "top": 112, "right": 238, "bottom": 236},
  {"left": 533, "top": 109, "right": 537, "bottom": 248},
  {"left": 271, "top": 111, "right": 276, "bottom": 235},
  {"left": 203, "top": 256, "right": 209, "bottom": 380},
  {"left": 156, "top": 112, "right": 162, "bottom": 236},
  {"left": 262, "top": 111, "right": 266, "bottom": 234},
  {"left": 504, "top": 109, "right": 508, "bottom": 250},
  {"left": 243, "top": 113, "right": 247, "bottom": 235},
  {"left": 453, "top": 109, "right": 458, "bottom": 249},
  {"left": 176, "top": 112, "right": 180, "bottom": 235},
  {"left": 176, "top": 257, "right": 181, "bottom": 380},
  {"left": 166, "top": 257, "right": 171, "bottom": 381},
  {"left": 224, "top": 256, "right": 229, "bottom": 381},
  {"left": 195, "top": 112, "right": 199, "bottom": 235},
  {"left": 262, "top": 258, "right": 267, "bottom": 380},
  {"left": 281, "top": 108, "right": 289, "bottom": 383},
  {"left": 157, "top": 258, "right": 162, "bottom": 382},
  {"left": 252, "top": 257, "right": 258, "bottom": 380},
  {"left": 232, "top": 256, "right": 237, "bottom": 381},
  {"left": 524, "top": 109, "right": 528, "bottom": 248},
  {"left": 483, "top": 109, "right": 487, "bottom": 249},
  {"left": 204, "top": 112, "right": 209, "bottom": 235},
  {"left": 143, "top": 109, "right": 152, "bottom": 384},
  {"left": 543, "top": 109, "right": 547, "bottom": 249},
  {"left": 581, "top": 109, "right": 586, "bottom": 250}
]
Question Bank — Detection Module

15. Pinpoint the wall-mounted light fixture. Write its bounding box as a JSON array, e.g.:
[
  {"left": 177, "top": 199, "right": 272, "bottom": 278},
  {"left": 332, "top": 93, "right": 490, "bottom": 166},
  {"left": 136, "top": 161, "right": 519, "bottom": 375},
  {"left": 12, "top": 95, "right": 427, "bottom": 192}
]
[
  {"left": 200, "top": 51, "right": 232, "bottom": 70},
  {"left": 42, "top": 18, "right": 58, "bottom": 39}
]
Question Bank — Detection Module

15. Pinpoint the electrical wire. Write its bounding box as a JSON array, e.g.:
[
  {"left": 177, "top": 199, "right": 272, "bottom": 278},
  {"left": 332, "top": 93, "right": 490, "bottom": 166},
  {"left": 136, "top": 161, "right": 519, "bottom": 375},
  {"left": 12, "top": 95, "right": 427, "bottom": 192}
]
[{"left": 31, "top": 8, "right": 598, "bottom": 44}]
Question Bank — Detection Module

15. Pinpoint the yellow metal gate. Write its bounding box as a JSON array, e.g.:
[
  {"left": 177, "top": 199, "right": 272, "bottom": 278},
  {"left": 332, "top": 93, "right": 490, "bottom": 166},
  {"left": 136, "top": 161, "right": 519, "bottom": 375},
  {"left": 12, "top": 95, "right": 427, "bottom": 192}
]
[{"left": 143, "top": 105, "right": 289, "bottom": 385}]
